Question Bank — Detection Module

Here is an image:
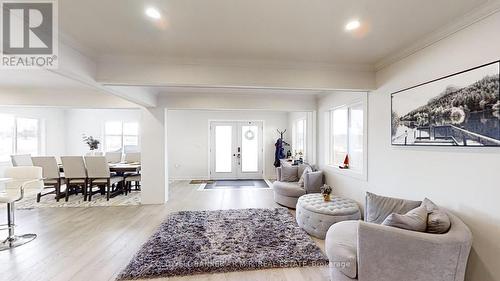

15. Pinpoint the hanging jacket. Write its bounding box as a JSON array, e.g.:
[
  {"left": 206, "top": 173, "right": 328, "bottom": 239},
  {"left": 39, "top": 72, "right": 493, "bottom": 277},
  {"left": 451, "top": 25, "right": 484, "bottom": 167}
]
[{"left": 274, "top": 138, "right": 286, "bottom": 167}]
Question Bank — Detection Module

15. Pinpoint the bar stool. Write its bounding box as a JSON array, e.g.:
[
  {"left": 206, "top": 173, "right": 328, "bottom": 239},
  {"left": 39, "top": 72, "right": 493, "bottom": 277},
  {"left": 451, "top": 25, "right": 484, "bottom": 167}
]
[{"left": 0, "top": 166, "right": 43, "bottom": 251}]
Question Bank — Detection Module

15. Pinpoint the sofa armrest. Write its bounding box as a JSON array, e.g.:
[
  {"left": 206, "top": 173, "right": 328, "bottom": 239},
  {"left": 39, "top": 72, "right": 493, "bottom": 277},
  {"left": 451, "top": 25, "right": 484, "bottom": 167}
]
[
  {"left": 357, "top": 219, "right": 472, "bottom": 281},
  {"left": 304, "top": 171, "right": 323, "bottom": 193},
  {"left": 276, "top": 167, "right": 282, "bottom": 181}
]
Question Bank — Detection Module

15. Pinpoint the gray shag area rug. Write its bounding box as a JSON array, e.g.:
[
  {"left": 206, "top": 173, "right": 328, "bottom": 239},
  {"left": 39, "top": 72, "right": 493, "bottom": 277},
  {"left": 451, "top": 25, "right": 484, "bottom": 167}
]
[{"left": 118, "top": 208, "right": 328, "bottom": 280}]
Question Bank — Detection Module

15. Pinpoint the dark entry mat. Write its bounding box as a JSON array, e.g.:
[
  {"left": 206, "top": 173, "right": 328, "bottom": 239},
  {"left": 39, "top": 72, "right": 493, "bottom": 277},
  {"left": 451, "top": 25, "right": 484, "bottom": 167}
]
[{"left": 204, "top": 179, "right": 270, "bottom": 190}]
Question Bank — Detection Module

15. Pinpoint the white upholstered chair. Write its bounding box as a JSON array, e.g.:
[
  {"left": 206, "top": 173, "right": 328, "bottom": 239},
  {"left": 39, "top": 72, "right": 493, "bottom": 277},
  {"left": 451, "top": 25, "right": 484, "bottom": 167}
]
[
  {"left": 32, "top": 156, "right": 64, "bottom": 202},
  {"left": 84, "top": 156, "right": 123, "bottom": 201},
  {"left": 124, "top": 152, "right": 140, "bottom": 163},
  {"left": 10, "top": 154, "right": 33, "bottom": 166},
  {"left": 123, "top": 152, "right": 141, "bottom": 192},
  {"left": 105, "top": 152, "right": 122, "bottom": 163},
  {"left": 1, "top": 166, "right": 43, "bottom": 251},
  {"left": 60, "top": 156, "right": 88, "bottom": 201}
]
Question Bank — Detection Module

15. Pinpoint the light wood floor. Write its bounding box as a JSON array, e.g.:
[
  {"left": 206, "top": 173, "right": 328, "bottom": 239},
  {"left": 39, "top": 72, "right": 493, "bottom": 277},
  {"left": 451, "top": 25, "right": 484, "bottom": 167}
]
[{"left": 0, "top": 181, "right": 329, "bottom": 281}]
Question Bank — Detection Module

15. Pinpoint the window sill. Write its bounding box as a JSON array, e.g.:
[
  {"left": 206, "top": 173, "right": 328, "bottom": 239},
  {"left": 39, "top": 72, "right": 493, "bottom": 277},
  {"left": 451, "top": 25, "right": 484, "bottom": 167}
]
[{"left": 325, "top": 164, "right": 367, "bottom": 181}]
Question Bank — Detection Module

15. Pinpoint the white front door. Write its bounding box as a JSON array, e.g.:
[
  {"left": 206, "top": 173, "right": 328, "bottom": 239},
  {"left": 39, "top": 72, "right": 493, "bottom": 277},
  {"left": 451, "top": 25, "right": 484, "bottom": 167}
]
[{"left": 210, "top": 121, "right": 263, "bottom": 179}]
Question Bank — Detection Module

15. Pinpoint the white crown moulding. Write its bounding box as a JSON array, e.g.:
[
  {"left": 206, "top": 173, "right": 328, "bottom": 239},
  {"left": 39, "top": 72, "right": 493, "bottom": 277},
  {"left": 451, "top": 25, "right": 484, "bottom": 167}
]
[{"left": 375, "top": 1, "right": 500, "bottom": 71}]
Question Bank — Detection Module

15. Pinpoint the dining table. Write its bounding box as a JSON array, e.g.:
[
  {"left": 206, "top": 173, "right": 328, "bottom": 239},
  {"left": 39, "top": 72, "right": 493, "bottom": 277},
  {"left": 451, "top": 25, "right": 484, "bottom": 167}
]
[
  {"left": 57, "top": 162, "right": 141, "bottom": 199},
  {"left": 57, "top": 162, "right": 141, "bottom": 174}
]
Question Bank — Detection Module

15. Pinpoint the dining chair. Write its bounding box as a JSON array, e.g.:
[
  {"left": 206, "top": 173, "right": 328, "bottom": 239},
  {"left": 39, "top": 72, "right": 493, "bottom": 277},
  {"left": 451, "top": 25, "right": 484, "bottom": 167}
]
[
  {"left": 105, "top": 152, "right": 122, "bottom": 163},
  {"left": 124, "top": 174, "right": 141, "bottom": 193},
  {"left": 60, "top": 156, "right": 88, "bottom": 202},
  {"left": 32, "top": 156, "right": 64, "bottom": 202},
  {"left": 10, "top": 154, "right": 33, "bottom": 166},
  {"left": 84, "top": 156, "right": 124, "bottom": 201},
  {"left": 1, "top": 166, "right": 43, "bottom": 251},
  {"left": 124, "top": 152, "right": 140, "bottom": 164}
]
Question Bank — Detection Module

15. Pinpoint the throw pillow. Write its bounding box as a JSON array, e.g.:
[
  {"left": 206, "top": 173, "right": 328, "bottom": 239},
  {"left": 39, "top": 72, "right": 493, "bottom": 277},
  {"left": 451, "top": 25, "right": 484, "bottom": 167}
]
[
  {"left": 298, "top": 166, "right": 313, "bottom": 187},
  {"left": 382, "top": 206, "right": 429, "bottom": 232},
  {"left": 281, "top": 165, "right": 299, "bottom": 182},
  {"left": 421, "top": 198, "right": 451, "bottom": 234},
  {"left": 298, "top": 164, "right": 309, "bottom": 177},
  {"left": 365, "top": 192, "right": 422, "bottom": 224}
]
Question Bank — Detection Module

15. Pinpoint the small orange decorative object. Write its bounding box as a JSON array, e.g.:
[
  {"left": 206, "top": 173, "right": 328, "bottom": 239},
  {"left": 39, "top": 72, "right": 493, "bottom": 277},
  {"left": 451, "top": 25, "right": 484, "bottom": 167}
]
[{"left": 339, "top": 154, "right": 349, "bottom": 169}]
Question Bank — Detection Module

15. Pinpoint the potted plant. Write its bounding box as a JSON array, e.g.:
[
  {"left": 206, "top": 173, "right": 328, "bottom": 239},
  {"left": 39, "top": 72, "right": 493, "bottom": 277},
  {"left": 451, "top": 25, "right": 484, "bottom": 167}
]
[
  {"left": 82, "top": 134, "right": 100, "bottom": 154},
  {"left": 320, "top": 184, "right": 333, "bottom": 202}
]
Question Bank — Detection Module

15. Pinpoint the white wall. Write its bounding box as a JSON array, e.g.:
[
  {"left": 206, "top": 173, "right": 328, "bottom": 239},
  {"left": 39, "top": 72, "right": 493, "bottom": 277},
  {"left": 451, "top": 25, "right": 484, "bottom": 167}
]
[
  {"left": 64, "top": 109, "right": 141, "bottom": 155},
  {"left": 167, "top": 109, "right": 289, "bottom": 180},
  {"left": 318, "top": 11, "right": 500, "bottom": 281},
  {"left": 140, "top": 107, "right": 168, "bottom": 204}
]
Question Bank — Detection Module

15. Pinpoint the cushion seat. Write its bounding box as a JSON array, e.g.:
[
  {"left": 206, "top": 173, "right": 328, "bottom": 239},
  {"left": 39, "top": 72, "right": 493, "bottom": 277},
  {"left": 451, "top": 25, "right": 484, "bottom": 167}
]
[
  {"left": 67, "top": 179, "right": 86, "bottom": 184},
  {"left": 273, "top": 181, "right": 306, "bottom": 197},
  {"left": 298, "top": 194, "right": 360, "bottom": 216},
  {"left": 90, "top": 176, "right": 124, "bottom": 184},
  {"left": 0, "top": 193, "right": 16, "bottom": 203},
  {"left": 125, "top": 175, "right": 141, "bottom": 182},
  {"left": 296, "top": 194, "right": 361, "bottom": 239},
  {"left": 325, "top": 220, "right": 359, "bottom": 279}
]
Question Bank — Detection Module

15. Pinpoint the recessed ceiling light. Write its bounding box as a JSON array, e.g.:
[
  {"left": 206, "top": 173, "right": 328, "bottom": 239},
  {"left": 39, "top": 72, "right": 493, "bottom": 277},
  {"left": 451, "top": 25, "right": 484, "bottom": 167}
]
[
  {"left": 145, "top": 7, "right": 161, "bottom": 20},
  {"left": 345, "top": 20, "right": 361, "bottom": 31}
]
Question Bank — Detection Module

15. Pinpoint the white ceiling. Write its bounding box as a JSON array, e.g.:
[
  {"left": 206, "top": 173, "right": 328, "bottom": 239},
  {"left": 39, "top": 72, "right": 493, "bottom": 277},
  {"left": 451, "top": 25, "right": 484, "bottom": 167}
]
[{"left": 59, "top": 0, "right": 489, "bottom": 65}]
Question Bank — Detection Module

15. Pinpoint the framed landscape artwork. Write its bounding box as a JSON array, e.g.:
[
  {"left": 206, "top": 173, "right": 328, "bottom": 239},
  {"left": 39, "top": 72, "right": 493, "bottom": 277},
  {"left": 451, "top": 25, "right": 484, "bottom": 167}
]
[{"left": 391, "top": 61, "right": 500, "bottom": 146}]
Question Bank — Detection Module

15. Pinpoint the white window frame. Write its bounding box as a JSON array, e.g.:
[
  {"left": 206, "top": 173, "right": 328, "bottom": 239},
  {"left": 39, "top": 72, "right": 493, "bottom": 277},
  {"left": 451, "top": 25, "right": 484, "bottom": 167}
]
[
  {"left": 292, "top": 118, "right": 307, "bottom": 161},
  {"left": 327, "top": 99, "right": 368, "bottom": 180},
  {"left": 104, "top": 121, "right": 140, "bottom": 152},
  {"left": 0, "top": 114, "right": 42, "bottom": 163}
]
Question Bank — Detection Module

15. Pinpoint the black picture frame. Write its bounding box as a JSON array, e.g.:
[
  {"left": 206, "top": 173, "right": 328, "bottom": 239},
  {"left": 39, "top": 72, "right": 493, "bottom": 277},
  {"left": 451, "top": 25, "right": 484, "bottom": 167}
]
[{"left": 391, "top": 60, "right": 500, "bottom": 147}]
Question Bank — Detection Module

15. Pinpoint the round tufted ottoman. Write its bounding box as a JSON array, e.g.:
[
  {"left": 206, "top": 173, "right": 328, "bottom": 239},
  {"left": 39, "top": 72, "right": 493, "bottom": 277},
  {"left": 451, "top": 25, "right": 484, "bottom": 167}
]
[{"left": 296, "top": 193, "right": 361, "bottom": 239}]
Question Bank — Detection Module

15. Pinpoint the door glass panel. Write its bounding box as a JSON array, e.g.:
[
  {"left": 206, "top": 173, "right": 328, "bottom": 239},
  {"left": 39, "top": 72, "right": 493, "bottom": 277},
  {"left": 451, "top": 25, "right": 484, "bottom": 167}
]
[
  {"left": 241, "top": 125, "right": 258, "bottom": 172},
  {"left": 215, "top": 126, "right": 232, "bottom": 173}
]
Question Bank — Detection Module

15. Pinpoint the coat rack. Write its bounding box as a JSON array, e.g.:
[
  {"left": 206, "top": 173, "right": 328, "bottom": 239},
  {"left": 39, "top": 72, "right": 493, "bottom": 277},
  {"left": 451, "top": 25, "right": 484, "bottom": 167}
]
[
  {"left": 277, "top": 129, "right": 290, "bottom": 146},
  {"left": 277, "top": 129, "right": 286, "bottom": 139}
]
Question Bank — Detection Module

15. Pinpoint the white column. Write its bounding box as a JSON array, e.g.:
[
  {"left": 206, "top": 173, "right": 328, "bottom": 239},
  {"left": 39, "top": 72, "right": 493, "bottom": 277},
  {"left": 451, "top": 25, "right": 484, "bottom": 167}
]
[{"left": 140, "top": 107, "right": 168, "bottom": 204}]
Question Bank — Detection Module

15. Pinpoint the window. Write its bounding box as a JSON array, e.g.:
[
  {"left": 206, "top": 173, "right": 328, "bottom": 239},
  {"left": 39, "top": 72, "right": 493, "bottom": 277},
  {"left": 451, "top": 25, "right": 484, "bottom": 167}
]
[
  {"left": 329, "top": 103, "right": 364, "bottom": 173},
  {"left": 293, "top": 119, "right": 307, "bottom": 159},
  {"left": 0, "top": 114, "right": 40, "bottom": 162},
  {"left": 104, "top": 121, "right": 139, "bottom": 152}
]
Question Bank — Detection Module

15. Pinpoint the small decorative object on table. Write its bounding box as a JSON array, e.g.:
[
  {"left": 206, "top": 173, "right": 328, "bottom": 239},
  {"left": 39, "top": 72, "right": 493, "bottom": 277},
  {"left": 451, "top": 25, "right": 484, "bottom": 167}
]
[
  {"left": 82, "top": 134, "right": 100, "bottom": 152},
  {"left": 320, "top": 184, "right": 333, "bottom": 201}
]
